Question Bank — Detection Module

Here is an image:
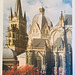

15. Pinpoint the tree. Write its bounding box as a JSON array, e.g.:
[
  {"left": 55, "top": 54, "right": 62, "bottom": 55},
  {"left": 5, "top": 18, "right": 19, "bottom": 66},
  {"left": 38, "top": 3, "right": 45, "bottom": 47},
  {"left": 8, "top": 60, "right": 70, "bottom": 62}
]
[{"left": 3, "top": 65, "right": 39, "bottom": 75}]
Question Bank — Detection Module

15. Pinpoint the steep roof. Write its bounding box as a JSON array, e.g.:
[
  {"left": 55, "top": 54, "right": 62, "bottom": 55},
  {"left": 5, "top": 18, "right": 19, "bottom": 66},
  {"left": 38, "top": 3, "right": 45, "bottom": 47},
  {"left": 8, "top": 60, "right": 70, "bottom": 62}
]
[
  {"left": 32, "top": 39, "right": 46, "bottom": 47},
  {"left": 29, "top": 7, "right": 53, "bottom": 32},
  {"left": 17, "top": 52, "right": 26, "bottom": 57},
  {"left": 64, "top": 14, "right": 72, "bottom": 25}
]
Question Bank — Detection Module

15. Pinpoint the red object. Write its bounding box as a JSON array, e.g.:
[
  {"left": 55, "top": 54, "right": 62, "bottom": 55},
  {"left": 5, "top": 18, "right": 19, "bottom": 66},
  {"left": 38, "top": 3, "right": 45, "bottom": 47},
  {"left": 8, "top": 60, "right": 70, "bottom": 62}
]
[{"left": 3, "top": 64, "right": 39, "bottom": 75}]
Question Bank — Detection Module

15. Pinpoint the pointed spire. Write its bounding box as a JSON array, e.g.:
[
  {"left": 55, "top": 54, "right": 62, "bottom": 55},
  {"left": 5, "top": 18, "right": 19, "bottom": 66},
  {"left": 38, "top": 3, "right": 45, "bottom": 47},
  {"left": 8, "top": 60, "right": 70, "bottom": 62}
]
[
  {"left": 60, "top": 11, "right": 64, "bottom": 19},
  {"left": 59, "top": 11, "right": 64, "bottom": 27},
  {"left": 24, "top": 12, "right": 26, "bottom": 21},
  {"left": 9, "top": 7, "right": 13, "bottom": 18},
  {"left": 14, "top": 0, "right": 22, "bottom": 16}
]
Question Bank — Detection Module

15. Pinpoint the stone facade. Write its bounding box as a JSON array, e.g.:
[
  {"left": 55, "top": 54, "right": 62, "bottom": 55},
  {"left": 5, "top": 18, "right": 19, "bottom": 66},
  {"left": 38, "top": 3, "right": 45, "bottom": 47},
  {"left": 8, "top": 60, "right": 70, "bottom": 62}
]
[
  {"left": 6, "top": 0, "right": 28, "bottom": 54},
  {"left": 6, "top": 0, "right": 72, "bottom": 75},
  {"left": 3, "top": 46, "right": 18, "bottom": 71},
  {"left": 27, "top": 8, "right": 72, "bottom": 75}
]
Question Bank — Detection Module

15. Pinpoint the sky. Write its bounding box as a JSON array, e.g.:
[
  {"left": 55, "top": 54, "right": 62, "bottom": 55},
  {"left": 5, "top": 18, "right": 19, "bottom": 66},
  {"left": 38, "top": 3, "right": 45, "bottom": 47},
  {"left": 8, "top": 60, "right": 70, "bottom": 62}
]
[
  {"left": 3, "top": 0, "right": 72, "bottom": 45},
  {"left": 3, "top": 0, "right": 75, "bottom": 74}
]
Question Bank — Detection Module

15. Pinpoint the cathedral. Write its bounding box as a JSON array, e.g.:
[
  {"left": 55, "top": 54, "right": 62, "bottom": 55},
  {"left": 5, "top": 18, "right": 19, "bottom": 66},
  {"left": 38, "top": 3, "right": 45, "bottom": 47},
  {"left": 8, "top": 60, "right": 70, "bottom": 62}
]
[{"left": 4, "top": 0, "right": 72, "bottom": 75}]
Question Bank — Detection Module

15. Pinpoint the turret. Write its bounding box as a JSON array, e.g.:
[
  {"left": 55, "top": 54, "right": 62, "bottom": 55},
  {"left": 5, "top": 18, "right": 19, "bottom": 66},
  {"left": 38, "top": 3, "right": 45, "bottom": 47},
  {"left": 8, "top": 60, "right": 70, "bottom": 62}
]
[
  {"left": 24, "top": 12, "right": 27, "bottom": 34},
  {"left": 7, "top": 0, "right": 28, "bottom": 54},
  {"left": 9, "top": 7, "right": 13, "bottom": 20},
  {"left": 59, "top": 11, "right": 64, "bottom": 27}
]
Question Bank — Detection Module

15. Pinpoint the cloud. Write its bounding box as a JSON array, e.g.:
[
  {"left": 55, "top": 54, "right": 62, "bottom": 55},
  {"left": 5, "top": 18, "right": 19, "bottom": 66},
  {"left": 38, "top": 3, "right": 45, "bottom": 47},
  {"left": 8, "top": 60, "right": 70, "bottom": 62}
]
[
  {"left": 3, "top": 0, "right": 72, "bottom": 45},
  {"left": 63, "top": 0, "right": 72, "bottom": 7}
]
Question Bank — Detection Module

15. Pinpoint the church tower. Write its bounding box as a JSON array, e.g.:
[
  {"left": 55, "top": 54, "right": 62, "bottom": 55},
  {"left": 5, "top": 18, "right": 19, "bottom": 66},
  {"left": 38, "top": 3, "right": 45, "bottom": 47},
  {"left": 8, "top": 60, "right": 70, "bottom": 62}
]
[{"left": 6, "top": 0, "right": 28, "bottom": 54}]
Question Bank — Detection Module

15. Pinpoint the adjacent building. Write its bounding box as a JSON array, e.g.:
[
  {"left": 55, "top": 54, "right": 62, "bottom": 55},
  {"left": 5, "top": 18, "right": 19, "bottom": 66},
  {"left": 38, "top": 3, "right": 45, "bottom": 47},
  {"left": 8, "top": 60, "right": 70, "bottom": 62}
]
[
  {"left": 6, "top": 0, "right": 28, "bottom": 54},
  {"left": 3, "top": 46, "right": 18, "bottom": 71}
]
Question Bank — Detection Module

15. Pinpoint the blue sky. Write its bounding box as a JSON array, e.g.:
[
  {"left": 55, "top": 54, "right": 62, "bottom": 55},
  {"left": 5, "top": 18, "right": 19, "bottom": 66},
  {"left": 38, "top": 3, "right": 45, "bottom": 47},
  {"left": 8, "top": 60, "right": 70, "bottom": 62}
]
[{"left": 63, "top": 0, "right": 72, "bottom": 7}]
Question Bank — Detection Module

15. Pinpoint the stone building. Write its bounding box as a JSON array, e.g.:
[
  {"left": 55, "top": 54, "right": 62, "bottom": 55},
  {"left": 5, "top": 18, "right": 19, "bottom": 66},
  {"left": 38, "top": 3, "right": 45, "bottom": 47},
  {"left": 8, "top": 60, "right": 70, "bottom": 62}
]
[
  {"left": 6, "top": 0, "right": 28, "bottom": 54},
  {"left": 5, "top": 0, "right": 72, "bottom": 75},
  {"left": 27, "top": 7, "right": 53, "bottom": 73},
  {"left": 17, "top": 52, "right": 26, "bottom": 67},
  {"left": 3, "top": 46, "right": 18, "bottom": 71},
  {"left": 27, "top": 8, "right": 72, "bottom": 75},
  {"left": 48, "top": 12, "right": 72, "bottom": 75}
]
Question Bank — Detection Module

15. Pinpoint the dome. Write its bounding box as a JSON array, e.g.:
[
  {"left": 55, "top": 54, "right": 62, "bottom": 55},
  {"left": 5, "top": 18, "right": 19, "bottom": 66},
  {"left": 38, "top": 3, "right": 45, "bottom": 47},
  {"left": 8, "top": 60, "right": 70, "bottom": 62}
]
[
  {"left": 3, "top": 46, "right": 17, "bottom": 59},
  {"left": 31, "top": 7, "right": 53, "bottom": 30}
]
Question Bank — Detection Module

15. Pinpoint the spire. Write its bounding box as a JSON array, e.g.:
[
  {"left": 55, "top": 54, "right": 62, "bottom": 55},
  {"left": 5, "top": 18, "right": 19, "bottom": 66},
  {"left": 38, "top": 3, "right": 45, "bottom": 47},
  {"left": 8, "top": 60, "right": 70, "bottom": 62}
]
[
  {"left": 59, "top": 11, "right": 64, "bottom": 27},
  {"left": 14, "top": 0, "right": 22, "bottom": 16},
  {"left": 60, "top": 11, "right": 63, "bottom": 19},
  {"left": 9, "top": 7, "right": 13, "bottom": 18},
  {"left": 24, "top": 12, "right": 26, "bottom": 21}
]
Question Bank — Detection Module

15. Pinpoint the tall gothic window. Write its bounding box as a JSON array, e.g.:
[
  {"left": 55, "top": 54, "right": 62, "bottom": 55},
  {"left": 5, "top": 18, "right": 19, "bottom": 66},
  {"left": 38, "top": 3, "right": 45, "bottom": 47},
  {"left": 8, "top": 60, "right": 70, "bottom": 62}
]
[
  {"left": 59, "top": 55, "right": 62, "bottom": 67},
  {"left": 9, "top": 40, "right": 11, "bottom": 45},
  {"left": 36, "top": 29, "right": 38, "bottom": 33},
  {"left": 33, "top": 29, "right": 35, "bottom": 33},
  {"left": 13, "top": 40, "right": 15, "bottom": 45},
  {"left": 9, "top": 33, "right": 11, "bottom": 37},
  {"left": 37, "top": 56, "right": 41, "bottom": 70},
  {"left": 13, "top": 33, "right": 16, "bottom": 38},
  {"left": 46, "top": 30, "right": 48, "bottom": 34}
]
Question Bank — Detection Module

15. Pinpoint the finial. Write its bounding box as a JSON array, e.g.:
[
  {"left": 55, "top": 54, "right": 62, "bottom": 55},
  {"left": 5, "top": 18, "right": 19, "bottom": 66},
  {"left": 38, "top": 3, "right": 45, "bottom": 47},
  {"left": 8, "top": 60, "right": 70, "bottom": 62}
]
[
  {"left": 60, "top": 11, "right": 63, "bottom": 19},
  {"left": 9, "top": 7, "right": 13, "bottom": 18},
  {"left": 39, "top": 6, "right": 45, "bottom": 15}
]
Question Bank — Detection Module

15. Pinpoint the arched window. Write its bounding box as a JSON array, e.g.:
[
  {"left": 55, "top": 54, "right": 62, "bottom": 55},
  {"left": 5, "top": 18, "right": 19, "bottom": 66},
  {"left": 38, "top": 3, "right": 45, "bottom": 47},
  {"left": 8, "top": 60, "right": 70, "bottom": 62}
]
[
  {"left": 59, "top": 55, "right": 62, "bottom": 67},
  {"left": 9, "top": 33, "right": 11, "bottom": 37},
  {"left": 45, "top": 30, "right": 48, "bottom": 34},
  {"left": 37, "top": 56, "right": 41, "bottom": 70},
  {"left": 13, "top": 33, "right": 16, "bottom": 38},
  {"left": 9, "top": 40, "right": 11, "bottom": 45},
  {"left": 33, "top": 29, "right": 35, "bottom": 33}
]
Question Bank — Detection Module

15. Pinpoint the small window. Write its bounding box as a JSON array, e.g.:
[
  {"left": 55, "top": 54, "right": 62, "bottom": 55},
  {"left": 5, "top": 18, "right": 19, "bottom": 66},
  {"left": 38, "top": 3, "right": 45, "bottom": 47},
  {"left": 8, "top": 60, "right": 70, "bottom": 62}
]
[
  {"left": 11, "top": 24, "right": 13, "bottom": 28},
  {"left": 14, "top": 24, "right": 17, "bottom": 28},
  {"left": 9, "top": 40, "right": 11, "bottom": 45},
  {"left": 46, "top": 30, "right": 48, "bottom": 34},
  {"left": 9, "top": 33, "right": 11, "bottom": 37},
  {"left": 33, "top": 29, "right": 35, "bottom": 33},
  {"left": 13, "top": 40, "right": 15, "bottom": 45},
  {"left": 13, "top": 33, "right": 16, "bottom": 38}
]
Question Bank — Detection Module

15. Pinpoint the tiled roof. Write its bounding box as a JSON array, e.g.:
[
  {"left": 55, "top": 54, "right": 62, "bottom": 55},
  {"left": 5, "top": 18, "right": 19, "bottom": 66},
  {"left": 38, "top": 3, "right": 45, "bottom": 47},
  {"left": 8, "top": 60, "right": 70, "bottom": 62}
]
[
  {"left": 17, "top": 52, "right": 26, "bottom": 57},
  {"left": 32, "top": 39, "right": 46, "bottom": 47}
]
